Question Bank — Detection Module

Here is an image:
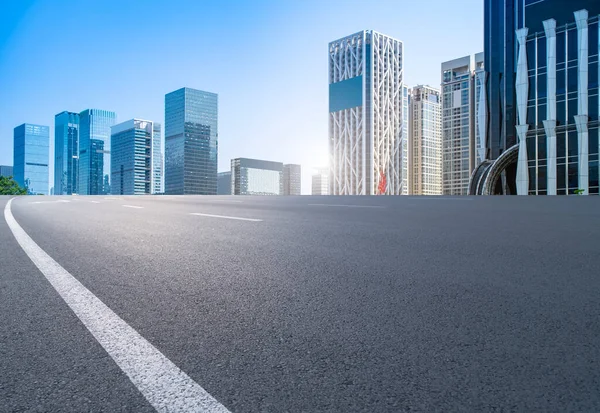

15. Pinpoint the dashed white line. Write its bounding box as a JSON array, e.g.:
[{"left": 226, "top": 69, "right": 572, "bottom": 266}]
[
  {"left": 4, "top": 198, "right": 230, "bottom": 413},
  {"left": 308, "top": 203, "right": 385, "bottom": 209},
  {"left": 31, "top": 200, "right": 71, "bottom": 204},
  {"left": 190, "top": 213, "right": 262, "bottom": 222},
  {"left": 104, "top": 197, "right": 123, "bottom": 200},
  {"left": 122, "top": 205, "right": 144, "bottom": 209},
  {"left": 90, "top": 201, "right": 100, "bottom": 204}
]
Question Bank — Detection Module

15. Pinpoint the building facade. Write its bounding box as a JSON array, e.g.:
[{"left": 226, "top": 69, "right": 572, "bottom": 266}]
[
  {"left": 311, "top": 167, "right": 329, "bottom": 195},
  {"left": 471, "top": 0, "right": 599, "bottom": 196},
  {"left": 217, "top": 171, "right": 232, "bottom": 194},
  {"left": 54, "top": 111, "right": 80, "bottom": 195},
  {"left": 111, "top": 119, "right": 153, "bottom": 195},
  {"left": 329, "top": 30, "right": 408, "bottom": 195},
  {"left": 231, "top": 158, "right": 283, "bottom": 195},
  {"left": 152, "top": 122, "right": 163, "bottom": 194},
  {"left": 0, "top": 165, "right": 13, "bottom": 177},
  {"left": 13, "top": 123, "right": 49, "bottom": 195},
  {"left": 441, "top": 54, "right": 485, "bottom": 195},
  {"left": 409, "top": 85, "right": 443, "bottom": 195},
  {"left": 283, "top": 164, "right": 301, "bottom": 195},
  {"left": 164, "top": 87, "right": 218, "bottom": 195},
  {"left": 78, "top": 109, "right": 116, "bottom": 195}
]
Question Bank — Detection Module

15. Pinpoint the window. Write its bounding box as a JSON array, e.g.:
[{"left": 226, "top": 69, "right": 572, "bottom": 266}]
[{"left": 567, "top": 29, "right": 577, "bottom": 62}]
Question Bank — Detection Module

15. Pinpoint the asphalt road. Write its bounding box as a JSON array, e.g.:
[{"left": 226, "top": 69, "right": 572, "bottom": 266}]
[{"left": 1, "top": 194, "right": 600, "bottom": 412}]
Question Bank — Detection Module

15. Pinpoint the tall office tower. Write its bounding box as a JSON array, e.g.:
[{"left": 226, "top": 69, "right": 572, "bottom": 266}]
[
  {"left": 409, "top": 86, "right": 443, "bottom": 195},
  {"left": 54, "top": 111, "right": 80, "bottom": 195},
  {"left": 0, "top": 165, "right": 13, "bottom": 177},
  {"left": 152, "top": 122, "right": 163, "bottom": 194},
  {"left": 217, "top": 171, "right": 232, "bottom": 195},
  {"left": 78, "top": 109, "right": 116, "bottom": 195},
  {"left": 311, "top": 167, "right": 329, "bottom": 195},
  {"left": 470, "top": 0, "right": 599, "bottom": 195},
  {"left": 328, "top": 30, "right": 407, "bottom": 195},
  {"left": 283, "top": 164, "right": 301, "bottom": 195},
  {"left": 110, "top": 119, "right": 153, "bottom": 195},
  {"left": 13, "top": 124, "right": 49, "bottom": 195},
  {"left": 441, "top": 54, "right": 485, "bottom": 195},
  {"left": 231, "top": 158, "right": 283, "bottom": 195},
  {"left": 164, "top": 87, "right": 218, "bottom": 195}
]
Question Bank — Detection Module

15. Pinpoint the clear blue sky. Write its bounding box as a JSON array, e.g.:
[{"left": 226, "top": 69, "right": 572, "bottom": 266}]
[{"left": 0, "top": 0, "right": 483, "bottom": 194}]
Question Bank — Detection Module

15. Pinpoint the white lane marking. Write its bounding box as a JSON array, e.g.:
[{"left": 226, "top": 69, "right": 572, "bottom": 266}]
[
  {"left": 212, "top": 200, "right": 243, "bottom": 203},
  {"left": 4, "top": 198, "right": 230, "bottom": 413},
  {"left": 190, "top": 213, "right": 262, "bottom": 222},
  {"left": 90, "top": 201, "right": 100, "bottom": 204},
  {"left": 308, "top": 203, "right": 385, "bottom": 209},
  {"left": 31, "top": 200, "right": 71, "bottom": 204},
  {"left": 122, "top": 205, "right": 144, "bottom": 209},
  {"left": 104, "top": 197, "right": 123, "bottom": 200}
]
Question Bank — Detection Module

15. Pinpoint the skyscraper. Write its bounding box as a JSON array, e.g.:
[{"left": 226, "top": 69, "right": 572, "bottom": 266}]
[
  {"left": 471, "top": 0, "right": 599, "bottom": 196},
  {"left": 328, "top": 30, "right": 407, "bottom": 195},
  {"left": 0, "top": 165, "right": 13, "bottom": 177},
  {"left": 78, "top": 109, "right": 116, "bottom": 195},
  {"left": 311, "top": 167, "right": 329, "bottom": 195},
  {"left": 231, "top": 158, "right": 283, "bottom": 195},
  {"left": 409, "top": 85, "right": 443, "bottom": 195},
  {"left": 283, "top": 164, "right": 301, "bottom": 195},
  {"left": 164, "top": 87, "right": 218, "bottom": 195},
  {"left": 152, "top": 122, "right": 163, "bottom": 194},
  {"left": 441, "top": 54, "right": 485, "bottom": 195},
  {"left": 54, "top": 111, "right": 80, "bottom": 195},
  {"left": 217, "top": 171, "right": 232, "bottom": 195},
  {"left": 111, "top": 119, "right": 153, "bottom": 195},
  {"left": 13, "top": 123, "right": 49, "bottom": 195}
]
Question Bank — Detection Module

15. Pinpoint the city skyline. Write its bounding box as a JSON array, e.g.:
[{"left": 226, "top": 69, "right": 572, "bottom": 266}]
[{"left": 0, "top": 0, "right": 484, "bottom": 195}]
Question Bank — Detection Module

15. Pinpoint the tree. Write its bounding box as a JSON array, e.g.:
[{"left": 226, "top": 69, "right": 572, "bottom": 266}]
[{"left": 0, "top": 176, "right": 27, "bottom": 195}]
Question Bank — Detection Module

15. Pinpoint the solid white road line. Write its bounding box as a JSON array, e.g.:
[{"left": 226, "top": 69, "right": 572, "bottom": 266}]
[
  {"left": 122, "top": 205, "right": 144, "bottom": 209},
  {"left": 308, "top": 203, "right": 385, "bottom": 209},
  {"left": 190, "top": 213, "right": 262, "bottom": 222},
  {"left": 4, "top": 198, "right": 230, "bottom": 413}
]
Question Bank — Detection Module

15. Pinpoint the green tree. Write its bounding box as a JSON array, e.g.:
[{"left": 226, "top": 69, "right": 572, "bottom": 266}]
[{"left": 0, "top": 176, "right": 28, "bottom": 195}]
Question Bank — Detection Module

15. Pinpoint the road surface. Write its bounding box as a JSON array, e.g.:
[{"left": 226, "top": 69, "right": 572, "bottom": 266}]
[{"left": 1, "top": 195, "right": 599, "bottom": 412}]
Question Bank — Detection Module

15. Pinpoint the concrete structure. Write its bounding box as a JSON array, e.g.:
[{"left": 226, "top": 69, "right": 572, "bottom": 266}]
[
  {"left": 13, "top": 124, "right": 49, "bottom": 195},
  {"left": 409, "top": 85, "right": 443, "bottom": 195},
  {"left": 283, "top": 164, "right": 301, "bottom": 195},
  {"left": 217, "top": 171, "right": 232, "bottom": 195},
  {"left": 0, "top": 165, "right": 13, "bottom": 177},
  {"left": 164, "top": 87, "right": 218, "bottom": 195},
  {"left": 441, "top": 53, "right": 485, "bottom": 195},
  {"left": 231, "top": 158, "right": 283, "bottom": 195},
  {"left": 471, "top": 0, "right": 599, "bottom": 196},
  {"left": 311, "top": 167, "right": 329, "bottom": 195},
  {"left": 78, "top": 109, "right": 116, "bottom": 195},
  {"left": 110, "top": 119, "right": 153, "bottom": 195},
  {"left": 54, "top": 111, "right": 80, "bottom": 195},
  {"left": 329, "top": 30, "right": 408, "bottom": 195}
]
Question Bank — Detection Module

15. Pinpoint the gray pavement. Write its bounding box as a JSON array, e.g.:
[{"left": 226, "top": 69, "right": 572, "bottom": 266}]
[{"left": 1, "top": 194, "right": 600, "bottom": 412}]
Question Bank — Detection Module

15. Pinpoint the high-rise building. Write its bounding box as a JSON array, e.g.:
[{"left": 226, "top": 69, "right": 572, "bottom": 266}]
[
  {"left": 470, "top": 0, "right": 599, "bottom": 196},
  {"left": 328, "top": 30, "right": 408, "bottom": 195},
  {"left": 231, "top": 158, "right": 283, "bottom": 195},
  {"left": 164, "top": 87, "right": 218, "bottom": 195},
  {"left": 111, "top": 119, "right": 153, "bottom": 195},
  {"left": 13, "top": 123, "right": 49, "bottom": 195},
  {"left": 217, "top": 171, "right": 232, "bottom": 195},
  {"left": 409, "top": 85, "right": 443, "bottom": 195},
  {"left": 311, "top": 167, "right": 329, "bottom": 195},
  {"left": 78, "top": 109, "right": 116, "bottom": 195},
  {"left": 152, "top": 122, "right": 163, "bottom": 194},
  {"left": 54, "top": 111, "right": 80, "bottom": 195},
  {"left": 441, "top": 54, "right": 485, "bottom": 195},
  {"left": 283, "top": 164, "right": 301, "bottom": 195},
  {"left": 0, "top": 165, "right": 13, "bottom": 177}
]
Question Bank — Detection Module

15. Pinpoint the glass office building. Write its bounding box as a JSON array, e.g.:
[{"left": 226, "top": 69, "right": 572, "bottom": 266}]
[
  {"left": 54, "top": 111, "right": 80, "bottom": 195},
  {"left": 217, "top": 171, "right": 232, "bottom": 195},
  {"left": 79, "top": 109, "right": 116, "bottom": 195},
  {"left": 164, "top": 87, "right": 218, "bottom": 195},
  {"left": 0, "top": 165, "right": 13, "bottom": 177},
  {"left": 111, "top": 119, "right": 153, "bottom": 195},
  {"left": 329, "top": 30, "right": 407, "bottom": 195},
  {"left": 231, "top": 158, "right": 283, "bottom": 195},
  {"left": 441, "top": 53, "right": 485, "bottom": 195},
  {"left": 13, "top": 123, "right": 49, "bottom": 195},
  {"left": 471, "top": 0, "right": 599, "bottom": 195},
  {"left": 152, "top": 122, "right": 163, "bottom": 194},
  {"left": 311, "top": 167, "right": 329, "bottom": 195},
  {"left": 283, "top": 164, "right": 301, "bottom": 195}
]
